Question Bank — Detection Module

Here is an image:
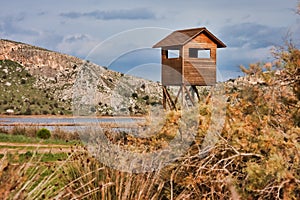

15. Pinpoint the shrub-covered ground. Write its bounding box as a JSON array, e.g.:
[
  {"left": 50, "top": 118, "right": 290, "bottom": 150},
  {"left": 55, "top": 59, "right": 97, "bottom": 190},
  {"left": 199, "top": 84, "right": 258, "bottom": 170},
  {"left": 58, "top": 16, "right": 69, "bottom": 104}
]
[
  {"left": 0, "top": 45, "right": 299, "bottom": 199},
  {"left": 0, "top": 60, "right": 71, "bottom": 115}
]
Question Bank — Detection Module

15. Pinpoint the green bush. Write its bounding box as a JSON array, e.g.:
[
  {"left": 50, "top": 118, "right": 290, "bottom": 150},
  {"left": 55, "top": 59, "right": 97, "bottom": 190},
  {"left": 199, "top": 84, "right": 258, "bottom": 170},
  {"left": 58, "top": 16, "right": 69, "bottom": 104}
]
[
  {"left": 24, "top": 107, "right": 32, "bottom": 115},
  {"left": 37, "top": 128, "right": 51, "bottom": 139},
  {"left": 132, "top": 92, "right": 138, "bottom": 98}
]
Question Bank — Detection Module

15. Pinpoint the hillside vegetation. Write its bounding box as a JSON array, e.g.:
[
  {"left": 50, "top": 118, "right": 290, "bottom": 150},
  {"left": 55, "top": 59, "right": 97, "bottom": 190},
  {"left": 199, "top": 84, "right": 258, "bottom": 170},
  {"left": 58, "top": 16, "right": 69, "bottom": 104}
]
[
  {"left": 0, "top": 60, "right": 71, "bottom": 115},
  {"left": 0, "top": 39, "right": 161, "bottom": 115}
]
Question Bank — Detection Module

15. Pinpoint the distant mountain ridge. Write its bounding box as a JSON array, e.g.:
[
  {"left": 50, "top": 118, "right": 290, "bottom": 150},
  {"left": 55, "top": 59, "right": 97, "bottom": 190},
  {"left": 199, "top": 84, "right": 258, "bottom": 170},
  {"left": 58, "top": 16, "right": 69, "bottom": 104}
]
[{"left": 0, "top": 39, "right": 162, "bottom": 115}]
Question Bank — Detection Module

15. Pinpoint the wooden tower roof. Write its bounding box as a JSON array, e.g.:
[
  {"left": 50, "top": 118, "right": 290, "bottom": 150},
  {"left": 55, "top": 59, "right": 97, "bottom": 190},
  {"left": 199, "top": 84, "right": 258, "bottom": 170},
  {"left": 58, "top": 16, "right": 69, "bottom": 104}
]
[{"left": 153, "top": 27, "right": 226, "bottom": 48}]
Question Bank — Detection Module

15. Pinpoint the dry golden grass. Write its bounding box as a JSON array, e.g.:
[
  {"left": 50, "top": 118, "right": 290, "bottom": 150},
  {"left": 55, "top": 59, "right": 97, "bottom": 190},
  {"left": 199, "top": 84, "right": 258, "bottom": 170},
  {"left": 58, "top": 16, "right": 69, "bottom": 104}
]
[{"left": 0, "top": 41, "right": 300, "bottom": 200}]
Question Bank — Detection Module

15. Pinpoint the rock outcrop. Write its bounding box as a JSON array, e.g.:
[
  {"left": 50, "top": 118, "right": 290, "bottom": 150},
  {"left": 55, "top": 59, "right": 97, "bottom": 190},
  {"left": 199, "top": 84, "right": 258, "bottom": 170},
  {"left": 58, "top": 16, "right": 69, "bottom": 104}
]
[{"left": 0, "top": 39, "right": 162, "bottom": 115}]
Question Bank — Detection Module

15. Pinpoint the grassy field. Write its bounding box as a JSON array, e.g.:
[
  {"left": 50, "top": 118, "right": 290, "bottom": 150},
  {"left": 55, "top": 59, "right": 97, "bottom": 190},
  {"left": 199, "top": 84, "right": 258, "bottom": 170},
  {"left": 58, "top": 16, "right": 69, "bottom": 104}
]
[
  {"left": 0, "top": 133, "right": 79, "bottom": 145},
  {"left": 0, "top": 130, "right": 79, "bottom": 199},
  {"left": 0, "top": 132, "right": 79, "bottom": 162}
]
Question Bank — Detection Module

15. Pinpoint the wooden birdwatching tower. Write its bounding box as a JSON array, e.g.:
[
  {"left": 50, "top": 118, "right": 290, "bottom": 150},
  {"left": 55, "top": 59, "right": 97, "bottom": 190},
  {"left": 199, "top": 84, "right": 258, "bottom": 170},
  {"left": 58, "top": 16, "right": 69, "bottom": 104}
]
[{"left": 153, "top": 27, "right": 226, "bottom": 109}]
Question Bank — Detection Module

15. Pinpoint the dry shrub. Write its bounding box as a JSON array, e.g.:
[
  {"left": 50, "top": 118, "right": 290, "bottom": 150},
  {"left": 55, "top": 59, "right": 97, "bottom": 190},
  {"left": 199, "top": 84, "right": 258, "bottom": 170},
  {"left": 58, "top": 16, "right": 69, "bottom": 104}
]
[
  {"left": 0, "top": 127, "right": 9, "bottom": 134},
  {"left": 1, "top": 43, "right": 299, "bottom": 200},
  {"left": 0, "top": 151, "right": 62, "bottom": 199},
  {"left": 50, "top": 127, "right": 80, "bottom": 141},
  {"left": 57, "top": 150, "right": 166, "bottom": 200},
  {"left": 10, "top": 126, "right": 38, "bottom": 137},
  {"left": 1, "top": 125, "right": 80, "bottom": 141}
]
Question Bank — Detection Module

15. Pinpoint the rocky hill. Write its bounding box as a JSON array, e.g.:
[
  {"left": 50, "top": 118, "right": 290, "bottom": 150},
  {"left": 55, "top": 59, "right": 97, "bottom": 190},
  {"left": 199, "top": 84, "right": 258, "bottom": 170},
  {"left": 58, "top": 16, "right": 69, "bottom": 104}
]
[{"left": 0, "top": 39, "right": 162, "bottom": 115}]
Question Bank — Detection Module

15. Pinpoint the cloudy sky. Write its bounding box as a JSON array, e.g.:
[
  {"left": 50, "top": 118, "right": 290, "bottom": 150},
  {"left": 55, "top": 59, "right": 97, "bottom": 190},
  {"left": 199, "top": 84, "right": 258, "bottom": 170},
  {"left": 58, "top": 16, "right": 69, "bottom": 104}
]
[{"left": 1, "top": 0, "right": 299, "bottom": 81}]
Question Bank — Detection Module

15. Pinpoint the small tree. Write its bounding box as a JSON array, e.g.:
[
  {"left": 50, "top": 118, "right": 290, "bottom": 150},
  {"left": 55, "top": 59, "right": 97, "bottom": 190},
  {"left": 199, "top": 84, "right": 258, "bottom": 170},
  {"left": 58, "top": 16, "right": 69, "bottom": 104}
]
[{"left": 37, "top": 128, "right": 51, "bottom": 139}]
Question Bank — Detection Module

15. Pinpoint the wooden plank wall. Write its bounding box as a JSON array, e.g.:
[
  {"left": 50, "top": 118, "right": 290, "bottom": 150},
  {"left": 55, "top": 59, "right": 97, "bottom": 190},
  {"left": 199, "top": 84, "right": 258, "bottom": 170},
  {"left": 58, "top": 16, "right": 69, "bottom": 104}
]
[
  {"left": 160, "top": 33, "right": 218, "bottom": 86},
  {"left": 183, "top": 33, "right": 217, "bottom": 85},
  {"left": 183, "top": 60, "right": 216, "bottom": 85},
  {"left": 183, "top": 33, "right": 217, "bottom": 62},
  {"left": 162, "top": 57, "right": 182, "bottom": 85}
]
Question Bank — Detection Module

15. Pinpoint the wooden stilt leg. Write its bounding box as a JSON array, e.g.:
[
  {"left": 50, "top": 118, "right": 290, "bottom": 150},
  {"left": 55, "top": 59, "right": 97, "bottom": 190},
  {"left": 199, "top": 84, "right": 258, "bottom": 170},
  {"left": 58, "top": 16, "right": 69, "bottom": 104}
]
[
  {"left": 183, "top": 84, "right": 194, "bottom": 106},
  {"left": 192, "top": 85, "right": 200, "bottom": 101},
  {"left": 163, "top": 86, "right": 176, "bottom": 110},
  {"left": 162, "top": 85, "right": 201, "bottom": 110},
  {"left": 190, "top": 86, "right": 195, "bottom": 101},
  {"left": 174, "top": 86, "right": 182, "bottom": 105},
  {"left": 181, "top": 84, "right": 185, "bottom": 108},
  {"left": 163, "top": 87, "right": 172, "bottom": 109},
  {"left": 163, "top": 86, "right": 167, "bottom": 109}
]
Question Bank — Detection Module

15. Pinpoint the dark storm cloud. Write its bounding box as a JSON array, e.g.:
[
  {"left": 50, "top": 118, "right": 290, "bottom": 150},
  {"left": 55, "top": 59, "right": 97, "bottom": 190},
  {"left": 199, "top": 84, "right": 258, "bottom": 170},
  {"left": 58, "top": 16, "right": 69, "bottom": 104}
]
[
  {"left": 64, "top": 34, "right": 89, "bottom": 43},
  {"left": 60, "top": 8, "right": 156, "bottom": 20},
  {"left": 219, "top": 22, "right": 286, "bottom": 49}
]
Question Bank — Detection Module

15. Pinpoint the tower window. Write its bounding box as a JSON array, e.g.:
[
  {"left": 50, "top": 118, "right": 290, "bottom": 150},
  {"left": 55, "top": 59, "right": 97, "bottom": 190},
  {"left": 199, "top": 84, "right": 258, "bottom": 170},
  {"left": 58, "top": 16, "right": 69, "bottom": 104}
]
[
  {"left": 189, "top": 48, "right": 210, "bottom": 59},
  {"left": 167, "top": 50, "right": 180, "bottom": 59}
]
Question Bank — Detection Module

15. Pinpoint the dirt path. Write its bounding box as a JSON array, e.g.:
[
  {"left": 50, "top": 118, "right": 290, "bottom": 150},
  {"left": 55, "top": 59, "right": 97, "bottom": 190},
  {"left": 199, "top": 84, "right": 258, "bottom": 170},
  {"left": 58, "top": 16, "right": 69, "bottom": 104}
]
[{"left": 0, "top": 142, "right": 78, "bottom": 154}]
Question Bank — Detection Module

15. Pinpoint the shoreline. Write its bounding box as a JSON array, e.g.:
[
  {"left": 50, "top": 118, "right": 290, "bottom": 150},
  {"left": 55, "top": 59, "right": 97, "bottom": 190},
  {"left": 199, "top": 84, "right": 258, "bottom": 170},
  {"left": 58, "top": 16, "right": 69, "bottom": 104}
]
[{"left": 0, "top": 114, "right": 146, "bottom": 119}]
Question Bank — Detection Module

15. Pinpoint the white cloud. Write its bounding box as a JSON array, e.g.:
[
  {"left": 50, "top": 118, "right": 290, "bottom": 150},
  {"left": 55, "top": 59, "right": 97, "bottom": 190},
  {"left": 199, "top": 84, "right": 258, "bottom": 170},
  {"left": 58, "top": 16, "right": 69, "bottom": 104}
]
[
  {"left": 60, "top": 8, "right": 157, "bottom": 20},
  {"left": 56, "top": 34, "right": 100, "bottom": 58}
]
